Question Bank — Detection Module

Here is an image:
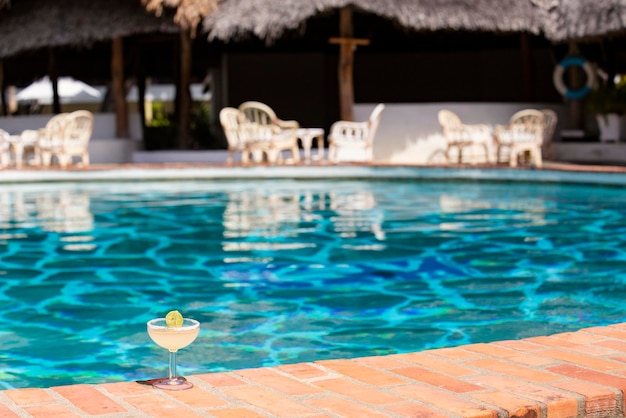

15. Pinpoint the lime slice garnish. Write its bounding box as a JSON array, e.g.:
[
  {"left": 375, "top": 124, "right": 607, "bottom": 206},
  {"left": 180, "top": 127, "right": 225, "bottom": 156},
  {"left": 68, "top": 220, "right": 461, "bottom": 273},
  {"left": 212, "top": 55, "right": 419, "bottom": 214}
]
[{"left": 165, "top": 310, "right": 184, "bottom": 328}]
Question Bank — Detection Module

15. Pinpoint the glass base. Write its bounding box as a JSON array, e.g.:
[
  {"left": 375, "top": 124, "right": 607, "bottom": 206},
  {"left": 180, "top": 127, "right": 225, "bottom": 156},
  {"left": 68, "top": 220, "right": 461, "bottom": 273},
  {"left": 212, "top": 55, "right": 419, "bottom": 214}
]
[{"left": 152, "top": 377, "right": 193, "bottom": 391}]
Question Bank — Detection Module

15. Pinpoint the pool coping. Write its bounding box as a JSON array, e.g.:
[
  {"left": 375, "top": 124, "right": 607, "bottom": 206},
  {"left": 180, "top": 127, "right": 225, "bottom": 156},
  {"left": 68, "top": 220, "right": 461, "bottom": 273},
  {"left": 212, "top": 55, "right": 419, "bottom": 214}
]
[
  {"left": 1, "top": 162, "right": 626, "bottom": 186},
  {"left": 2, "top": 323, "right": 626, "bottom": 417}
]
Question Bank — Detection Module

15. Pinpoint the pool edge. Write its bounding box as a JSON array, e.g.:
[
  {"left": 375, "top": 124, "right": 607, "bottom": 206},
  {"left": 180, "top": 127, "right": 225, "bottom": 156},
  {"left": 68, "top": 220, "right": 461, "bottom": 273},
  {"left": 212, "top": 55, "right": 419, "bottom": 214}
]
[{"left": 2, "top": 322, "right": 626, "bottom": 417}]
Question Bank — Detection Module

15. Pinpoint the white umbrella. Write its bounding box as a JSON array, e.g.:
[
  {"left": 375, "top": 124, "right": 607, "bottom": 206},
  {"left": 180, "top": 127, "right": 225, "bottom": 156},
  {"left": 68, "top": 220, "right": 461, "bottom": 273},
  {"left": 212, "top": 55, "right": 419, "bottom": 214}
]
[{"left": 15, "top": 76, "right": 103, "bottom": 105}]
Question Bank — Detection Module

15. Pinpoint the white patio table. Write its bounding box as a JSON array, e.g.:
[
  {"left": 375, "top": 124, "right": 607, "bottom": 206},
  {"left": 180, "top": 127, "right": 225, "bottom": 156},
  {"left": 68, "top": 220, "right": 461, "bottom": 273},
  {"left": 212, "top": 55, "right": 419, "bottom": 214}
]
[
  {"left": 297, "top": 128, "right": 325, "bottom": 164},
  {"left": 8, "top": 131, "right": 39, "bottom": 168}
]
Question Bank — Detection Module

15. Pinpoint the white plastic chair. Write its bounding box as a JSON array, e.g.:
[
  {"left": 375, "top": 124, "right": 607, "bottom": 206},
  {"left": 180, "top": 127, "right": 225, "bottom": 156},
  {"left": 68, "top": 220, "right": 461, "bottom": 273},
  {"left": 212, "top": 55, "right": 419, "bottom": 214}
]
[
  {"left": 39, "top": 110, "right": 93, "bottom": 167},
  {"left": 237, "top": 101, "right": 300, "bottom": 164},
  {"left": 27, "top": 113, "right": 70, "bottom": 167},
  {"left": 0, "top": 129, "right": 11, "bottom": 169},
  {"left": 220, "top": 107, "right": 252, "bottom": 164},
  {"left": 327, "top": 103, "right": 385, "bottom": 163},
  {"left": 238, "top": 101, "right": 299, "bottom": 131},
  {"left": 495, "top": 109, "right": 545, "bottom": 168},
  {"left": 438, "top": 110, "right": 494, "bottom": 164}
]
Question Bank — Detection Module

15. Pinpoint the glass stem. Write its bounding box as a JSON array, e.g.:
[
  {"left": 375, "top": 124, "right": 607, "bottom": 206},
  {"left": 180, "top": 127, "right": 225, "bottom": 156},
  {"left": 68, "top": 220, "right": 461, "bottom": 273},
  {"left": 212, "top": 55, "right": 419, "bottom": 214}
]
[{"left": 168, "top": 350, "right": 178, "bottom": 381}]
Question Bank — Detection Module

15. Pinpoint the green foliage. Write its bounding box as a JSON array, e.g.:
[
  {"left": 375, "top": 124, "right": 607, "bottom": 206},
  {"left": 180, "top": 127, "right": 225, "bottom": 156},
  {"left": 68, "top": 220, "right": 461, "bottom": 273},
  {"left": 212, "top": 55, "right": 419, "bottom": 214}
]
[
  {"left": 150, "top": 102, "right": 171, "bottom": 127},
  {"left": 585, "top": 75, "right": 626, "bottom": 115},
  {"left": 190, "top": 102, "right": 226, "bottom": 149},
  {"left": 191, "top": 102, "right": 211, "bottom": 138}
]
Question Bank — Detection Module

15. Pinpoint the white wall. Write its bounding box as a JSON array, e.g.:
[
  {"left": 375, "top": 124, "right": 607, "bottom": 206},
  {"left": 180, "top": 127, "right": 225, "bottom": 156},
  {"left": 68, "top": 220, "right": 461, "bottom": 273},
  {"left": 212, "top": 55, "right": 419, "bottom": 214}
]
[
  {"left": 3, "top": 105, "right": 591, "bottom": 166},
  {"left": 0, "top": 112, "right": 143, "bottom": 139},
  {"left": 355, "top": 103, "right": 569, "bottom": 164}
]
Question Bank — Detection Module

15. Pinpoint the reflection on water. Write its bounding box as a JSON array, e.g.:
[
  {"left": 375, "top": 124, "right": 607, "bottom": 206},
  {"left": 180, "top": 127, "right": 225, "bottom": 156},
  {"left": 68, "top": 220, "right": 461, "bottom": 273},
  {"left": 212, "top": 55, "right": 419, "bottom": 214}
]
[
  {"left": 222, "top": 188, "right": 384, "bottom": 258},
  {"left": 438, "top": 193, "right": 549, "bottom": 231},
  {"left": 36, "top": 190, "right": 94, "bottom": 233},
  {"left": 0, "top": 188, "right": 95, "bottom": 250}
]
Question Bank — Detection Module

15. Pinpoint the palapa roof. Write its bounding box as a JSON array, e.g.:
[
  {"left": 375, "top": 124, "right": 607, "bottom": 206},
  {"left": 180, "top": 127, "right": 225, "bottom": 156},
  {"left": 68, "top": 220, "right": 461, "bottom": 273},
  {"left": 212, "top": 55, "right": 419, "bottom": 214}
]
[
  {"left": 202, "top": 0, "right": 626, "bottom": 44},
  {"left": 203, "top": 0, "right": 546, "bottom": 44},
  {"left": 538, "top": 0, "right": 626, "bottom": 42},
  {"left": 142, "top": 0, "right": 218, "bottom": 37},
  {"left": 0, "top": 0, "right": 178, "bottom": 59}
]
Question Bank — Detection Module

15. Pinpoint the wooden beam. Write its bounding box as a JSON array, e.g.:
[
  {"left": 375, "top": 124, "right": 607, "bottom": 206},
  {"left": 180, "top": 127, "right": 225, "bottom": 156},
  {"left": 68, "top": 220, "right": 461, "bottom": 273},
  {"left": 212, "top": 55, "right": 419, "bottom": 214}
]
[
  {"left": 137, "top": 74, "right": 147, "bottom": 132},
  {"left": 520, "top": 32, "right": 534, "bottom": 102},
  {"left": 48, "top": 48, "right": 61, "bottom": 114},
  {"left": 111, "top": 37, "right": 129, "bottom": 138},
  {"left": 328, "top": 37, "right": 370, "bottom": 47},
  {"left": 130, "top": 39, "right": 147, "bottom": 134},
  {"left": 178, "top": 30, "right": 192, "bottom": 149},
  {"left": 330, "top": 7, "right": 370, "bottom": 122},
  {"left": 0, "top": 60, "right": 6, "bottom": 116}
]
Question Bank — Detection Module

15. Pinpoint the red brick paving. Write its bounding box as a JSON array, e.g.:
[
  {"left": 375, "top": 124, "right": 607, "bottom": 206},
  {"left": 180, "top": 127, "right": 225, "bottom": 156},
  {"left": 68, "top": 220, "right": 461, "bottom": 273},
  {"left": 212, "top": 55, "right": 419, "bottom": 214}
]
[{"left": 1, "top": 324, "right": 626, "bottom": 417}]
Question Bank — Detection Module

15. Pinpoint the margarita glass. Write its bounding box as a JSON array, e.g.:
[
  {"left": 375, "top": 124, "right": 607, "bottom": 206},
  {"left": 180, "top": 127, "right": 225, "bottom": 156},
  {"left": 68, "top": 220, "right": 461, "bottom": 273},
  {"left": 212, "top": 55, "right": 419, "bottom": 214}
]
[{"left": 147, "top": 317, "right": 200, "bottom": 390}]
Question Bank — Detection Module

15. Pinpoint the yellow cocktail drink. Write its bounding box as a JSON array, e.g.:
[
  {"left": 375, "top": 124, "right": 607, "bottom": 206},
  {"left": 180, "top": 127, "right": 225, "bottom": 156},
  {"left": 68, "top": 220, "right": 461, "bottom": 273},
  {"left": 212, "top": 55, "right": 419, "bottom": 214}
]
[
  {"left": 146, "top": 314, "right": 200, "bottom": 390},
  {"left": 148, "top": 321, "right": 200, "bottom": 352}
]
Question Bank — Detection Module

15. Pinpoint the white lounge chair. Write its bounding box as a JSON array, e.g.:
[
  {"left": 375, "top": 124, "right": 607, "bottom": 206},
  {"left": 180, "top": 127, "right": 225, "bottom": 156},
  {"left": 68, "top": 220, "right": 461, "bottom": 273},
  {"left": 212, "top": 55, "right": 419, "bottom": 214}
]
[
  {"left": 237, "top": 101, "right": 300, "bottom": 164},
  {"left": 327, "top": 103, "right": 385, "bottom": 163},
  {"left": 19, "top": 113, "right": 70, "bottom": 168},
  {"left": 38, "top": 110, "right": 93, "bottom": 167},
  {"left": 239, "top": 101, "right": 299, "bottom": 131},
  {"left": 0, "top": 129, "right": 11, "bottom": 169},
  {"left": 438, "top": 109, "right": 494, "bottom": 164},
  {"left": 494, "top": 109, "right": 545, "bottom": 168},
  {"left": 219, "top": 107, "right": 251, "bottom": 164}
]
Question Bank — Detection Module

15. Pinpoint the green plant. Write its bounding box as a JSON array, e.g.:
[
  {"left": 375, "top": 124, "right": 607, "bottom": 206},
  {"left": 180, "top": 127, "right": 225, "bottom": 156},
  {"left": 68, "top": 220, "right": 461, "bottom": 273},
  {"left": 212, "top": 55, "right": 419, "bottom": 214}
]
[
  {"left": 585, "top": 75, "right": 626, "bottom": 115},
  {"left": 150, "top": 102, "right": 171, "bottom": 127}
]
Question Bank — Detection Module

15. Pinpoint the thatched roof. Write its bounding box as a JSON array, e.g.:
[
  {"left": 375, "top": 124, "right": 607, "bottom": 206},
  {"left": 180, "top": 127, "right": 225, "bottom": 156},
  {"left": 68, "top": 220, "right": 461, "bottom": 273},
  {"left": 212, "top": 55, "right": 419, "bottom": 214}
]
[
  {"left": 0, "top": 0, "right": 178, "bottom": 59},
  {"left": 202, "top": 0, "right": 626, "bottom": 44},
  {"left": 142, "top": 0, "right": 218, "bottom": 37},
  {"left": 539, "top": 0, "right": 626, "bottom": 42},
  {"left": 203, "top": 0, "right": 546, "bottom": 43}
]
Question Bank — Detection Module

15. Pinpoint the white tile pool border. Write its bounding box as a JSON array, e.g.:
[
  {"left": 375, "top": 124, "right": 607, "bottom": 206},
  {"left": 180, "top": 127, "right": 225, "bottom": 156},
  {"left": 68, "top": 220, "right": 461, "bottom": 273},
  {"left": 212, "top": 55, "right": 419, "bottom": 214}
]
[{"left": 0, "top": 165, "right": 626, "bottom": 186}]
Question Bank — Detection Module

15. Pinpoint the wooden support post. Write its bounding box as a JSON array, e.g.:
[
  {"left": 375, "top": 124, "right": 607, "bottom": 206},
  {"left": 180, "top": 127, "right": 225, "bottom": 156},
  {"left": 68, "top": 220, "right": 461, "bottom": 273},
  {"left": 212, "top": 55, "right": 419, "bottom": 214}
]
[
  {"left": 137, "top": 75, "right": 147, "bottom": 132},
  {"left": 132, "top": 41, "right": 147, "bottom": 134},
  {"left": 520, "top": 32, "right": 534, "bottom": 102},
  {"left": 178, "top": 30, "right": 192, "bottom": 149},
  {"left": 48, "top": 48, "right": 61, "bottom": 114},
  {"left": 111, "top": 37, "right": 129, "bottom": 138},
  {"left": 329, "top": 7, "right": 370, "bottom": 121},
  {"left": 0, "top": 60, "right": 6, "bottom": 116}
]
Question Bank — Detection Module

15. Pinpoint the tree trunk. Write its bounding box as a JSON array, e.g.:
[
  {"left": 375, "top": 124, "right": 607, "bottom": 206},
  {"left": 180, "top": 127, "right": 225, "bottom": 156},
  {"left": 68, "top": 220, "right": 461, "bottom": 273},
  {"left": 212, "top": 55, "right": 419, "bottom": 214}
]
[
  {"left": 178, "top": 30, "right": 192, "bottom": 149},
  {"left": 111, "top": 37, "right": 129, "bottom": 138}
]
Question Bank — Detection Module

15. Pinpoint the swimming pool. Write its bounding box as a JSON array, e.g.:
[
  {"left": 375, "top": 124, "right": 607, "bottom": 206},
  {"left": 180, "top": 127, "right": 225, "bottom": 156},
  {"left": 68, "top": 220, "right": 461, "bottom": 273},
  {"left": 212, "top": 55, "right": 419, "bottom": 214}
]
[{"left": 1, "top": 178, "right": 626, "bottom": 389}]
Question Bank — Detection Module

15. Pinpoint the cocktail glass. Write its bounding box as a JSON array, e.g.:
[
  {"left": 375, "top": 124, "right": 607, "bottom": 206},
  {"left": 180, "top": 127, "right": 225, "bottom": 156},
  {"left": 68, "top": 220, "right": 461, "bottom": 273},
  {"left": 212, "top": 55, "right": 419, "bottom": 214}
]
[{"left": 147, "top": 317, "right": 200, "bottom": 390}]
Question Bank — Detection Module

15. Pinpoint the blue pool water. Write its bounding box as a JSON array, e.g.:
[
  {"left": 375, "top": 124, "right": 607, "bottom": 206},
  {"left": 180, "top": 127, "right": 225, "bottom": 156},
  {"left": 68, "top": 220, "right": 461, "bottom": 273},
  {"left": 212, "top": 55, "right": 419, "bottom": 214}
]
[{"left": 1, "top": 179, "right": 626, "bottom": 389}]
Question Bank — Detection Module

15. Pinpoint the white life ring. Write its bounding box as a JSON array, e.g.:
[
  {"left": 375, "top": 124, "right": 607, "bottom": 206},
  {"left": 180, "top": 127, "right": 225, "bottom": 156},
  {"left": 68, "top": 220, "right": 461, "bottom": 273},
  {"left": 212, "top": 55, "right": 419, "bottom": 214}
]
[{"left": 553, "top": 56, "right": 596, "bottom": 99}]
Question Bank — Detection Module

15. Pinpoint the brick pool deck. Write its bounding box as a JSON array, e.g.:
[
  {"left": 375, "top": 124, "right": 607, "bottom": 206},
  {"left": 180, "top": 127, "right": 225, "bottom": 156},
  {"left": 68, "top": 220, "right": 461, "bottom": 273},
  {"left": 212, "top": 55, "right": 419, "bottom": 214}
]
[
  {"left": 3, "top": 323, "right": 626, "bottom": 417},
  {"left": 2, "top": 161, "right": 626, "bottom": 417}
]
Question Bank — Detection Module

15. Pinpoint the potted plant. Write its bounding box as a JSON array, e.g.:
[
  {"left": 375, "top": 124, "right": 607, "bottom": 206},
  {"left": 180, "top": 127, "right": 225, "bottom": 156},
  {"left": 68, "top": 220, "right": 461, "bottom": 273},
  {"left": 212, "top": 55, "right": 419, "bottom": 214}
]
[{"left": 585, "top": 76, "right": 626, "bottom": 142}]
